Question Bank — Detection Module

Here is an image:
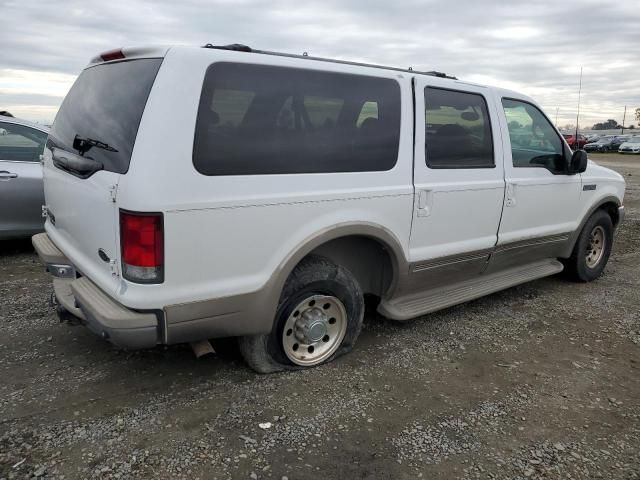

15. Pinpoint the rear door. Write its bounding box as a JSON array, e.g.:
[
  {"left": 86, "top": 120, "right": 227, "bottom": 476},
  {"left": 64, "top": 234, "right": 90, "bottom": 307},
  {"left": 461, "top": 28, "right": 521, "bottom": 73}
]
[
  {"left": 43, "top": 57, "right": 162, "bottom": 294},
  {"left": 0, "top": 121, "right": 47, "bottom": 238},
  {"left": 409, "top": 79, "right": 505, "bottom": 290}
]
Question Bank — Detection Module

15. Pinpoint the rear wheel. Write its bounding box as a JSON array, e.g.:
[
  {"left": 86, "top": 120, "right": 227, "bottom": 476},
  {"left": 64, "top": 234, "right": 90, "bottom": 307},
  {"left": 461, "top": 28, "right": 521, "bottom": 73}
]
[
  {"left": 239, "top": 255, "right": 364, "bottom": 373},
  {"left": 565, "top": 210, "right": 613, "bottom": 282}
]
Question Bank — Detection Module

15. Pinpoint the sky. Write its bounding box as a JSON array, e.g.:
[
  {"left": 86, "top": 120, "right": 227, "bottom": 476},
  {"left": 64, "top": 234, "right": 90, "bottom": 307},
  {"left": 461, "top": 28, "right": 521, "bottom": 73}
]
[{"left": 1, "top": 0, "right": 639, "bottom": 129}]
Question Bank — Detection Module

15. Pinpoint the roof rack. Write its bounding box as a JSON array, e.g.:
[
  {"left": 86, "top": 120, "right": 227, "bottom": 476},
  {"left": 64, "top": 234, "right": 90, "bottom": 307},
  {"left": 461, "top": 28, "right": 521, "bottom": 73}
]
[{"left": 202, "top": 44, "right": 457, "bottom": 80}]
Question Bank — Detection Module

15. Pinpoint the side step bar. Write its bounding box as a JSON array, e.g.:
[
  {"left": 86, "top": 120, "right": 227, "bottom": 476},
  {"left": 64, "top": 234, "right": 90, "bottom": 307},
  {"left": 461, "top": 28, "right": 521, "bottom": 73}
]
[{"left": 378, "top": 259, "right": 564, "bottom": 321}]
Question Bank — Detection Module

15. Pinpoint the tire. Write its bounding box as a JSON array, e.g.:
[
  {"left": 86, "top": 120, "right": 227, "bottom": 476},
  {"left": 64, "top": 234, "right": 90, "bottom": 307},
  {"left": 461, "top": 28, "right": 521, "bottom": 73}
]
[
  {"left": 238, "top": 255, "right": 364, "bottom": 373},
  {"left": 564, "top": 210, "right": 613, "bottom": 282}
]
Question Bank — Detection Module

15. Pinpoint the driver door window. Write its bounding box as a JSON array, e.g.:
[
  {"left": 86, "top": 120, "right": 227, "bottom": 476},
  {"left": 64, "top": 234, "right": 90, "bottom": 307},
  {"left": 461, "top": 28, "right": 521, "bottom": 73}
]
[{"left": 501, "top": 99, "right": 566, "bottom": 174}]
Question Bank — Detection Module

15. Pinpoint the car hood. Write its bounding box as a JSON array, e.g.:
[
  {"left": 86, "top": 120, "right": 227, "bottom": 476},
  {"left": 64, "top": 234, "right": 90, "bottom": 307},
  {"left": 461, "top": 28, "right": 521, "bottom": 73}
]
[
  {"left": 619, "top": 142, "right": 640, "bottom": 148},
  {"left": 584, "top": 159, "right": 625, "bottom": 183}
]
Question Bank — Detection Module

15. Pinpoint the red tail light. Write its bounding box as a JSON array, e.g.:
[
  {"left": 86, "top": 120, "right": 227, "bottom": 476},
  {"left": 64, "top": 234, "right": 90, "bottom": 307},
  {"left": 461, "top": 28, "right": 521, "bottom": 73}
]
[
  {"left": 120, "top": 211, "right": 164, "bottom": 283},
  {"left": 100, "top": 49, "right": 126, "bottom": 62}
]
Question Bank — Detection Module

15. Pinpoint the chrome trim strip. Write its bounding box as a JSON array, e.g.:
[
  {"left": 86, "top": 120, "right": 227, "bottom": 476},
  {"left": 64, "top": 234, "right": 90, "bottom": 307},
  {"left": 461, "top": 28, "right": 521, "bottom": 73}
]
[
  {"left": 0, "top": 159, "right": 42, "bottom": 164},
  {"left": 412, "top": 249, "right": 492, "bottom": 273},
  {"left": 494, "top": 233, "right": 571, "bottom": 254},
  {"left": 411, "top": 233, "right": 572, "bottom": 274}
]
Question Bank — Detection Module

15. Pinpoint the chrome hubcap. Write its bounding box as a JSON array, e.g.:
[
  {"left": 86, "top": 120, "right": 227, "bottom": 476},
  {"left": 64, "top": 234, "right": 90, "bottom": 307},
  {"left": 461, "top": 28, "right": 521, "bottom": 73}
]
[
  {"left": 586, "top": 225, "right": 606, "bottom": 268},
  {"left": 282, "top": 295, "right": 347, "bottom": 366}
]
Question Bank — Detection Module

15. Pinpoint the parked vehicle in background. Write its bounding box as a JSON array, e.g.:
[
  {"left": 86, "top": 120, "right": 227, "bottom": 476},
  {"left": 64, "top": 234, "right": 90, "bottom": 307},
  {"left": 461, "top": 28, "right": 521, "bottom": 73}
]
[
  {"left": 33, "top": 44, "right": 625, "bottom": 373},
  {"left": 0, "top": 117, "right": 49, "bottom": 239},
  {"left": 584, "top": 136, "right": 617, "bottom": 152},
  {"left": 619, "top": 135, "right": 640, "bottom": 154},
  {"left": 585, "top": 134, "right": 601, "bottom": 144},
  {"left": 562, "top": 133, "right": 588, "bottom": 149},
  {"left": 612, "top": 135, "right": 630, "bottom": 149}
]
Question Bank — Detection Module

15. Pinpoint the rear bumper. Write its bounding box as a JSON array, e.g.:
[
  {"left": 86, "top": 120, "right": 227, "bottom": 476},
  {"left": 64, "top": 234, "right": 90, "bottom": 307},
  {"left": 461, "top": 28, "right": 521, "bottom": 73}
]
[
  {"left": 71, "top": 277, "right": 159, "bottom": 349},
  {"left": 32, "top": 233, "right": 160, "bottom": 349}
]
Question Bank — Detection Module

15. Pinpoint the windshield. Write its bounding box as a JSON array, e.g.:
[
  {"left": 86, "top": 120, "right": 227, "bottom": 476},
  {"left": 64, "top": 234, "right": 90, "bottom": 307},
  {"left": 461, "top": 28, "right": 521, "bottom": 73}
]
[
  {"left": 49, "top": 58, "right": 162, "bottom": 174},
  {"left": 628, "top": 137, "right": 640, "bottom": 143}
]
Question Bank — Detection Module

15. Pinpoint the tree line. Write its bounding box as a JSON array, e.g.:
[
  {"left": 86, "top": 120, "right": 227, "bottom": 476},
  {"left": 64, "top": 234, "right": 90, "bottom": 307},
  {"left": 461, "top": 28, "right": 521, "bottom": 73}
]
[{"left": 591, "top": 107, "right": 640, "bottom": 130}]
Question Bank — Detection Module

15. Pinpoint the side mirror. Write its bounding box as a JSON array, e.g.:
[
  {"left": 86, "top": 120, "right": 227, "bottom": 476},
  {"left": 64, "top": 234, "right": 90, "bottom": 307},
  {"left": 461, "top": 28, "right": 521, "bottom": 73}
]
[{"left": 569, "top": 149, "right": 588, "bottom": 174}]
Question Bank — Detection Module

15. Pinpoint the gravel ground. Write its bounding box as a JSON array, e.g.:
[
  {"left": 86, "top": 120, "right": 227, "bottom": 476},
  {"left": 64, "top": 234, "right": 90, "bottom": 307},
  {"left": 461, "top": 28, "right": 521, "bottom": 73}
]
[{"left": 1, "top": 153, "right": 639, "bottom": 480}]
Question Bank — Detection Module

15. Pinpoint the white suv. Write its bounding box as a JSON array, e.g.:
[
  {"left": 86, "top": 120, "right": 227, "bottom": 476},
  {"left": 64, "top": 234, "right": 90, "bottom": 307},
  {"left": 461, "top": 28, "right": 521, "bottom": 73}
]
[{"left": 33, "top": 44, "right": 625, "bottom": 373}]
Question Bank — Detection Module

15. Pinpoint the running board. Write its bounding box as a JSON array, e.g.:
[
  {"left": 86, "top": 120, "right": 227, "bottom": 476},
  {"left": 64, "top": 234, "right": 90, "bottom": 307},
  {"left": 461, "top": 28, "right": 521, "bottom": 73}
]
[{"left": 378, "top": 259, "right": 564, "bottom": 321}]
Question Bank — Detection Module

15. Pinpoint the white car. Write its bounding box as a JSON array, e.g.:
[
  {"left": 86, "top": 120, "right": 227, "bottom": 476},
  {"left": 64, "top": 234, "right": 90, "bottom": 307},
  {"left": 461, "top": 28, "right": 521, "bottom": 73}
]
[
  {"left": 33, "top": 44, "right": 625, "bottom": 373},
  {"left": 618, "top": 135, "right": 640, "bottom": 154}
]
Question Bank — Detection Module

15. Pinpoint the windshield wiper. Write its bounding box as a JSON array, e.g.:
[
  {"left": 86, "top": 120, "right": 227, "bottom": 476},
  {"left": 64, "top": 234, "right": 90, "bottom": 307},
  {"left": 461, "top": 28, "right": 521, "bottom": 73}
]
[{"left": 73, "top": 134, "right": 118, "bottom": 155}]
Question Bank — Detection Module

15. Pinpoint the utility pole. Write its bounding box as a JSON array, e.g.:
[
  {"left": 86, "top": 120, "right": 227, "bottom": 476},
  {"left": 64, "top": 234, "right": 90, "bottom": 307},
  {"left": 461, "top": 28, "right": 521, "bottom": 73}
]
[
  {"left": 555, "top": 107, "right": 559, "bottom": 128},
  {"left": 621, "top": 105, "right": 627, "bottom": 134},
  {"left": 574, "top": 67, "right": 583, "bottom": 145}
]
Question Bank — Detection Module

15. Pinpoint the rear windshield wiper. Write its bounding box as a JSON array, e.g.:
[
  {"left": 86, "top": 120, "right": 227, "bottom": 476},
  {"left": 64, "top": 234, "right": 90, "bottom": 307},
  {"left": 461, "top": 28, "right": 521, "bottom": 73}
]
[{"left": 73, "top": 134, "right": 118, "bottom": 155}]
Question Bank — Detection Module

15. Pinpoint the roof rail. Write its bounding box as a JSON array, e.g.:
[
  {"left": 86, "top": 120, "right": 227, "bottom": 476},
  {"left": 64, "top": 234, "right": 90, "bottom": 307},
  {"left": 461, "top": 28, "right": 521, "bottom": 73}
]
[
  {"left": 202, "top": 43, "right": 457, "bottom": 80},
  {"left": 203, "top": 43, "right": 252, "bottom": 52}
]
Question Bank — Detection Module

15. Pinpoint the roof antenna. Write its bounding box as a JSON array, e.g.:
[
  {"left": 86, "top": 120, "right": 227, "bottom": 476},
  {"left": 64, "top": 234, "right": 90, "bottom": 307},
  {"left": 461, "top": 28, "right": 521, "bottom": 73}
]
[{"left": 574, "top": 66, "right": 582, "bottom": 146}]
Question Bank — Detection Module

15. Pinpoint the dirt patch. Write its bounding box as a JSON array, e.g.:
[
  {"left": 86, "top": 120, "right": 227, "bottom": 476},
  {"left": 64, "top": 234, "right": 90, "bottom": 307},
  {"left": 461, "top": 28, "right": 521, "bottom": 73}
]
[{"left": 1, "top": 155, "right": 640, "bottom": 479}]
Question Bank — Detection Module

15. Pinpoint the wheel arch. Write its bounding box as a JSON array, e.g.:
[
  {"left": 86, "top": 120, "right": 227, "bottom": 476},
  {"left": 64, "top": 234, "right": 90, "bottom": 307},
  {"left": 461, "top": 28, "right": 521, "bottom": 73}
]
[
  {"left": 255, "top": 222, "right": 408, "bottom": 329},
  {"left": 560, "top": 195, "right": 621, "bottom": 258}
]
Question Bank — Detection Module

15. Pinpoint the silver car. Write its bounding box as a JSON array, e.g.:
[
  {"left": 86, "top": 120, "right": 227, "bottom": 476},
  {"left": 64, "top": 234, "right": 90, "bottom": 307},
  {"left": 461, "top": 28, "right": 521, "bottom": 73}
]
[{"left": 0, "top": 116, "right": 49, "bottom": 239}]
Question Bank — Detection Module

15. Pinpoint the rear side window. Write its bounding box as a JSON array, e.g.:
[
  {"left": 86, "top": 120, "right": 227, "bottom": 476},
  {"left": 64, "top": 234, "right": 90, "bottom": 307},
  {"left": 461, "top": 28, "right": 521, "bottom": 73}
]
[
  {"left": 193, "top": 63, "right": 401, "bottom": 175},
  {"left": 425, "top": 87, "right": 494, "bottom": 168},
  {"left": 0, "top": 122, "right": 47, "bottom": 162},
  {"left": 49, "top": 58, "right": 162, "bottom": 174}
]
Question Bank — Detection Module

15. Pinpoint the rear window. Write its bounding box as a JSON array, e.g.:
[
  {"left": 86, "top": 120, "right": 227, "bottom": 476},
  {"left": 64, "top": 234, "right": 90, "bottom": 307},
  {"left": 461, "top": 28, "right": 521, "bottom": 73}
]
[
  {"left": 193, "top": 62, "right": 401, "bottom": 175},
  {"left": 49, "top": 58, "right": 162, "bottom": 174}
]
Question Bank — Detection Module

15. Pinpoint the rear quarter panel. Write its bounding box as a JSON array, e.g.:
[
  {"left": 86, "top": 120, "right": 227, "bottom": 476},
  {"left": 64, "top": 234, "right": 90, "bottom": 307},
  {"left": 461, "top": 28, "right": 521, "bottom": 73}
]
[{"left": 116, "top": 47, "right": 414, "bottom": 310}]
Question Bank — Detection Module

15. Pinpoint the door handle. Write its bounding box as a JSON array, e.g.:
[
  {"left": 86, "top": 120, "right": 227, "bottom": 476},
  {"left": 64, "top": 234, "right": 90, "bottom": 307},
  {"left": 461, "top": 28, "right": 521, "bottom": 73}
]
[
  {"left": 505, "top": 183, "right": 516, "bottom": 207},
  {"left": 0, "top": 171, "right": 18, "bottom": 180},
  {"left": 417, "top": 190, "right": 432, "bottom": 217}
]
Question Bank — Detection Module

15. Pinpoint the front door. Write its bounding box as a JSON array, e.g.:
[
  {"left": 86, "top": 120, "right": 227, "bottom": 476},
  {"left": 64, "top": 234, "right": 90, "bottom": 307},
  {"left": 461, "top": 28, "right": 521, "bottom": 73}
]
[
  {"left": 408, "top": 79, "right": 506, "bottom": 291},
  {"left": 490, "top": 96, "right": 582, "bottom": 270},
  {"left": 0, "top": 121, "right": 47, "bottom": 238}
]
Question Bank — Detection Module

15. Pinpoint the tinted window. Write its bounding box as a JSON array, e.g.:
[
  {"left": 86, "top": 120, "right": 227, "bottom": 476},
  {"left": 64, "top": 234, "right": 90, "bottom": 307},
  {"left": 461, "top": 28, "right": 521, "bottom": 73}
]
[
  {"left": 502, "top": 99, "right": 566, "bottom": 173},
  {"left": 0, "top": 122, "right": 47, "bottom": 162},
  {"left": 193, "top": 63, "right": 401, "bottom": 175},
  {"left": 49, "top": 59, "right": 162, "bottom": 174},
  {"left": 425, "top": 87, "right": 494, "bottom": 168},
  {"left": 357, "top": 101, "right": 379, "bottom": 127}
]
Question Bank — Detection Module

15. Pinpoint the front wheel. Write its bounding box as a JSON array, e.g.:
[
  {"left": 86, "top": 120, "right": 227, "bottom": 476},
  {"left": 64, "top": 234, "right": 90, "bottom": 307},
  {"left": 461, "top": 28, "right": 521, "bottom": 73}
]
[
  {"left": 239, "top": 255, "right": 364, "bottom": 373},
  {"left": 564, "top": 210, "right": 613, "bottom": 282}
]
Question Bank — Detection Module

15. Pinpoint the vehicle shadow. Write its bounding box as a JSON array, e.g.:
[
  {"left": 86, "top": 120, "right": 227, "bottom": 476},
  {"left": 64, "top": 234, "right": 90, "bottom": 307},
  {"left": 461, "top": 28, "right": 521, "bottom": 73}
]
[{"left": 0, "top": 238, "right": 35, "bottom": 255}]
